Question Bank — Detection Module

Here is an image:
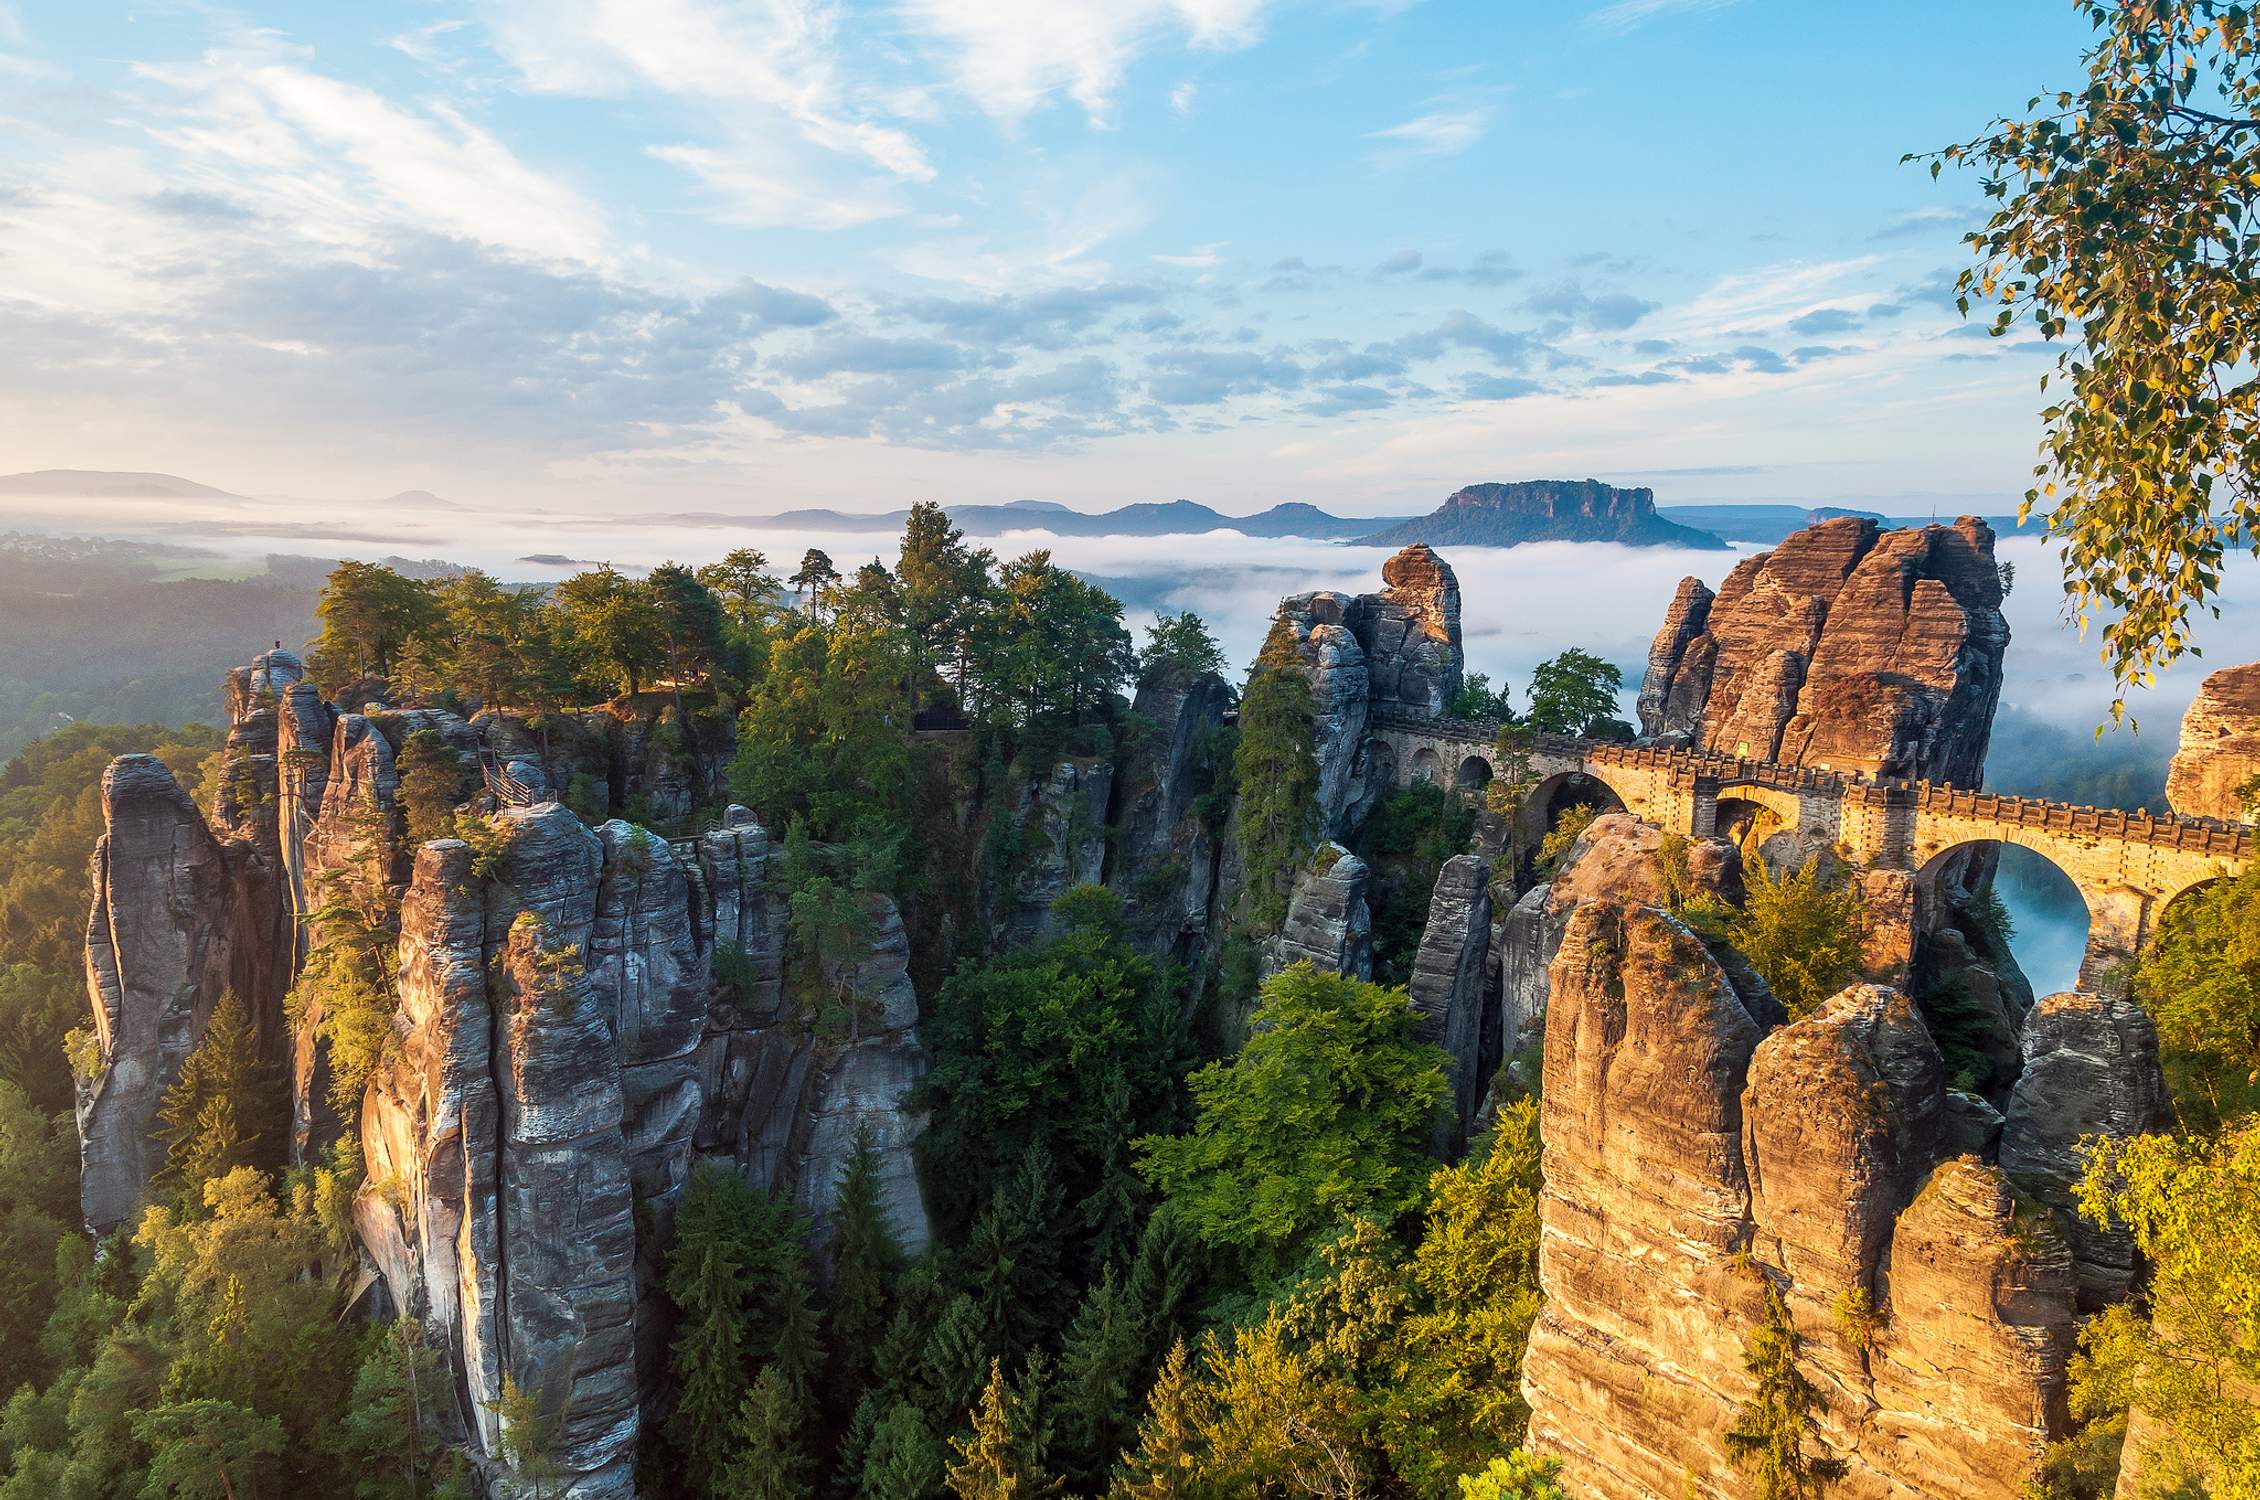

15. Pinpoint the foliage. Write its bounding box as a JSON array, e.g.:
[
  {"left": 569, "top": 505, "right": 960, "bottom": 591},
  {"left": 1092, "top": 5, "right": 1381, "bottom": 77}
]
[
  {"left": 1729, "top": 858, "right": 1866, "bottom": 1021},
  {"left": 919, "top": 886, "right": 1189, "bottom": 1252},
  {"left": 860, "top": 1400, "right": 946, "bottom": 1500},
  {"left": 1358, "top": 784, "right": 1476, "bottom": 989},
  {"left": 826, "top": 1124, "right": 906, "bottom": 1420},
  {"left": 1535, "top": 804, "right": 1598, "bottom": 877},
  {"left": 1135, "top": 964, "right": 1450, "bottom": 1283},
  {"left": 2133, "top": 866, "right": 2260, "bottom": 1127},
  {"left": 1446, "top": 673, "right": 1515, "bottom": 724},
  {"left": 945, "top": 1359, "right": 1059, "bottom": 1500},
  {"left": 0, "top": 962, "right": 81, "bottom": 1114},
  {"left": 154, "top": 993, "right": 283, "bottom": 1202},
  {"left": 1923, "top": 0, "right": 2260, "bottom": 717},
  {"left": 2071, "top": 1119, "right": 2259, "bottom": 1496},
  {"left": 1524, "top": 649, "right": 1623, "bottom": 736},
  {"left": 338, "top": 1319, "right": 463, "bottom": 1500},
  {"left": 1723, "top": 1280, "right": 1849, "bottom": 1500},
  {"left": 131, "top": 1398, "right": 287, "bottom": 1500},
  {"left": 718, "top": 1367, "right": 814, "bottom": 1500},
  {"left": 1137, "top": 614, "right": 1227, "bottom": 684},
  {"left": 307, "top": 560, "right": 442, "bottom": 689},
  {"left": 1232, "top": 619, "right": 1323, "bottom": 935},
  {"left": 1454, "top": 1454, "right": 1566, "bottom": 1500},
  {"left": 1829, "top": 1287, "right": 1880, "bottom": 1353}
]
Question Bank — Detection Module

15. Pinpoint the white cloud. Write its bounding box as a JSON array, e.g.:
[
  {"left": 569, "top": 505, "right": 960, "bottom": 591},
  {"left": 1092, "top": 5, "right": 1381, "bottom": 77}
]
[
  {"left": 134, "top": 46, "right": 612, "bottom": 268},
  {"left": 1170, "top": 79, "right": 1198, "bottom": 114},
  {"left": 897, "top": 0, "right": 1270, "bottom": 126},
  {"left": 1585, "top": 0, "right": 1741, "bottom": 33},
  {"left": 1365, "top": 106, "right": 1489, "bottom": 159},
  {"left": 1152, "top": 241, "right": 1226, "bottom": 269}
]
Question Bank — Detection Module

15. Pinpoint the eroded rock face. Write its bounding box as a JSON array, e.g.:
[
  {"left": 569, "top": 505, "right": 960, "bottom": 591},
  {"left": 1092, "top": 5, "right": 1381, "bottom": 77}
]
[
  {"left": 1271, "top": 591, "right": 1371, "bottom": 836},
  {"left": 1523, "top": 895, "right": 2078, "bottom": 1499},
  {"left": 1108, "top": 666, "right": 1232, "bottom": 969},
  {"left": 1406, "top": 853, "right": 1492, "bottom": 1149},
  {"left": 1003, "top": 759, "right": 1114, "bottom": 945},
  {"left": 2166, "top": 660, "right": 2260, "bottom": 821},
  {"left": 1262, "top": 845, "right": 1372, "bottom": 981},
  {"left": 1999, "top": 991, "right": 2175, "bottom": 1307},
  {"left": 1365, "top": 543, "right": 1463, "bottom": 715},
  {"left": 78, "top": 757, "right": 246, "bottom": 1233},
  {"left": 1638, "top": 516, "right": 2009, "bottom": 784}
]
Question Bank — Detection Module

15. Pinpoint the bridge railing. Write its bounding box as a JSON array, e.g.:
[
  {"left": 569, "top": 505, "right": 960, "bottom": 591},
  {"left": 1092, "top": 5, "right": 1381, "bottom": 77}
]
[{"left": 1363, "top": 704, "right": 2255, "bottom": 857}]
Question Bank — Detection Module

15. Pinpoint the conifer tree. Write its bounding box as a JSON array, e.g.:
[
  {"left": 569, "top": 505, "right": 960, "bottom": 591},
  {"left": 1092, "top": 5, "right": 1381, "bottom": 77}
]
[
  {"left": 1052, "top": 1270, "right": 1143, "bottom": 1488},
  {"left": 861, "top": 1401, "right": 946, "bottom": 1500},
  {"left": 1231, "top": 617, "right": 1321, "bottom": 934},
  {"left": 154, "top": 992, "right": 280, "bottom": 1201},
  {"left": 1723, "top": 1281, "right": 1848, "bottom": 1500},
  {"left": 944, "top": 1360, "right": 1058, "bottom": 1500},
  {"left": 719, "top": 1366, "right": 813, "bottom": 1500},
  {"left": 827, "top": 1124, "right": 904, "bottom": 1414},
  {"left": 1108, "top": 1342, "right": 1207, "bottom": 1500}
]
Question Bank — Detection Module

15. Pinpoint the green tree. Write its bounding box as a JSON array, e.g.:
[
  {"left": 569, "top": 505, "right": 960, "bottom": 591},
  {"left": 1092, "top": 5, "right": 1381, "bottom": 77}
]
[
  {"left": 1137, "top": 613, "right": 1226, "bottom": 683},
  {"left": 2133, "top": 867, "right": 2260, "bottom": 1127},
  {"left": 699, "top": 548, "right": 781, "bottom": 633},
  {"left": 861, "top": 1401, "right": 946, "bottom": 1500},
  {"left": 394, "top": 730, "right": 468, "bottom": 846},
  {"left": 307, "top": 562, "right": 441, "bottom": 688},
  {"left": 131, "top": 1398, "right": 286, "bottom": 1500},
  {"left": 1729, "top": 858, "right": 1866, "bottom": 1021},
  {"left": 1723, "top": 1280, "right": 1848, "bottom": 1500},
  {"left": 1135, "top": 964, "right": 1450, "bottom": 1282},
  {"left": 792, "top": 550, "right": 842, "bottom": 618},
  {"left": 2072, "top": 1120, "right": 2259, "bottom": 1497},
  {"left": 993, "top": 552, "right": 1132, "bottom": 728},
  {"left": 945, "top": 1360, "right": 1058, "bottom": 1500},
  {"left": 1107, "top": 1341, "right": 1209, "bottom": 1500},
  {"left": 489, "top": 1372, "right": 567, "bottom": 1500},
  {"left": 896, "top": 504, "right": 996, "bottom": 712},
  {"left": 645, "top": 562, "right": 729, "bottom": 717},
  {"left": 1524, "top": 649, "right": 1623, "bottom": 736},
  {"left": 827, "top": 1124, "right": 906, "bottom": 1415},
  {"left": 1232, "top": 619, "right": 1322, "bottom": 934},
  {"left": 339, "top": 1320, "right": 458, "bottom": 1500},
  {"left": 719, "top": 1367, "right": 814, "bottom": 1500},
  {"left": 1453, "top": 1453, "right": 1566, "bottom": 1500},
  {"left": 1446, "top": 673, "right": 1515, "bottom": 723},
  {"left": 0, "top": 962, "right": 80, "bottom": 1113},
  {"left": 1923, "top": 0, "right": 2260, "bottom": 715},
  {"left": 554, "top": 564, "right": 665, "bottom": 699},
  {"left": 154, "top": 993, "right": 282, "bottom": 1201}
]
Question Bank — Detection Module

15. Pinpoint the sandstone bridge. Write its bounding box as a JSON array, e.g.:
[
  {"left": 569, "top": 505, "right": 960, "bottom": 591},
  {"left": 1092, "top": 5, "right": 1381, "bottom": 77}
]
[{"left": 1367, "top": 705, "right": 2254, "bottom": 986}]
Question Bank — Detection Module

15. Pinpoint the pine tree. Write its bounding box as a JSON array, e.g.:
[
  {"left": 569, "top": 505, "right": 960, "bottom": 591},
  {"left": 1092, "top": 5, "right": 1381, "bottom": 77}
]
[
  {"left": 944, "top": 1360, "right": 1058, "bottom": 1500},
  {"left": 861, "top": 1401, "right": 946, "bottom": 1500},
  {"left": 921, "top": 1295, "right": 993, "bottom": 1437},
  {"left": 718, "top": 1366, "right": 813, "bottom": 1500},
  {"left": 1723, "top": 1281, "right": 1849, "bottom": 1500},
  {"left": 154, "top": 991, "right": 281, "bottom": 1202},
  {"left": 962, "top": 1145, "right": 1066, "bottom": 1359},
  {"left": 340, "top": 1319, "right": 458, "bottom": 1500},
  {"left": 1108, "top": 1342, "right": 1208, "bottom": 1500},
  {"left": 1231, "top": 617, "right": 1321, "bottom": 934},
  {"left": 827, "top": 1124, "right": 904, "bottom": 1414},
  {"left": 1052, "top": 1270, "right": 1144, "bottom": 1487}
]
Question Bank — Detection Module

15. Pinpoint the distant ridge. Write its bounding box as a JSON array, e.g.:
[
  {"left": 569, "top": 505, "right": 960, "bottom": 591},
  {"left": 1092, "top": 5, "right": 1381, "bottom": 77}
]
[
  {"left": 0, "top": 469, "right": 245, "bottom": 500},
  {"left": 657, "top": 498, "right": 1420, "bottom": 541},
  {"left": 1357, "top": 479, "right": 1729, "bottom": 550}
]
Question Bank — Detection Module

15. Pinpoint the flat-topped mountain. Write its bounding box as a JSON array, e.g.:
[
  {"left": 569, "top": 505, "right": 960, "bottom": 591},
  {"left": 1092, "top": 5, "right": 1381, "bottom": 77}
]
[{"left": 1358, "top": 478, "right": 1728, "bottom": 549}]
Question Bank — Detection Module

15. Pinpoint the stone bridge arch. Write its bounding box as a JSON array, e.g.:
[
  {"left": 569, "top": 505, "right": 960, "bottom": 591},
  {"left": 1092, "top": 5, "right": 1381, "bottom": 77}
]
[
  {"left": 1515, "top": 767, "right": 1629, "bottom": 851},
  {"left": 1705, "top": 781, "right": 1804, "bottom": 846}
]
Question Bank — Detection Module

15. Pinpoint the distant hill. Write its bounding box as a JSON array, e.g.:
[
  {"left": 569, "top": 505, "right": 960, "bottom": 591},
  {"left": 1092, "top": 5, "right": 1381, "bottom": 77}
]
[
  {"left": 0, "top": 469, "right": 245, "bottom": 500},
  {"left": 660, "top": 498, "right": 1417, "bottom": 541},
  {"left": 1357, "top": 480, "right": 1728, "bottom": 550}
]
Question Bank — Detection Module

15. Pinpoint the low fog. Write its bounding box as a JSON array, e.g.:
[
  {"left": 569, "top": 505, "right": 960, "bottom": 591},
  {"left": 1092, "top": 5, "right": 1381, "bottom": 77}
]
[{"left": 14, "top": 488, "right": 2258, "bottom": 998}]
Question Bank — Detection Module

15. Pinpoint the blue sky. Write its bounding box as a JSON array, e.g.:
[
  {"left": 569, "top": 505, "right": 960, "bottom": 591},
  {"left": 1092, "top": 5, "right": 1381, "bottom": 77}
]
[{"left": 0, "top": 0, "right": 2099, "bottom": 514}]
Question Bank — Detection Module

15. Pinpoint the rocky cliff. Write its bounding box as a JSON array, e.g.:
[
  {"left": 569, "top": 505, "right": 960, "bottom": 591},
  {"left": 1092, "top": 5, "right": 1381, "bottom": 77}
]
[
  {"left": 1106, "top": 664, "right": 1232, "bottom": 972},
  {"left": 1512, "top": 818, "right": 2175, "bottom": 1499},
  {"left": 2166, "top": 659, "right": 2260, "bottom": 821},
  {"left": 1638, "top": 516, "right": 2009, "bottom": 784},
  {"left": 1269, "top": 543, "right": 1465, "bottom": 836},
  {"left": 1359, "top": 479, "right": 1728, "bottom": 550}
]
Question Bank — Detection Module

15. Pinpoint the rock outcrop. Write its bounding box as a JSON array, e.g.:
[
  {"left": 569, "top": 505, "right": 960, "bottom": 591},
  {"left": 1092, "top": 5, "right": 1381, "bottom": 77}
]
[
  {"left": 1638, "top": 515, "right": 2009, "bottom": 784},
  {"left": 2165, "top": 660, "right": 2260, "bottom": 821},
  {"left": 1269, "top": 544, "right": 1465, "bottom": 835},
  {"left": 1106, "top": 665, "right": 1232, "bottom": 969},
  {"left": 1002, "top": 759, "right": 1114, "bottom": 945},
  {"left": 1358, "top": 479, "right": 1728, "bottom": 551},
  {"left": 1523, "top": 895, "right": 2078, "bottom": 1498},
  {"left": 1262, "top": 844, "right": 1373, "bottom": 982},
  {"left": 1999, "top": 991, "right": 2175, "bottom": 1307},
  {"left": 1405, "top": 853, "right": 1492, "bottom": 1149}
]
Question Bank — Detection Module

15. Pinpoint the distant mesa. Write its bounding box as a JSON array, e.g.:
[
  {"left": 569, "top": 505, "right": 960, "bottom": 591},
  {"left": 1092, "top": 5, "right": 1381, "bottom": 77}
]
[
  {"left": 380, "top": 489, "right": 467, "bottom": 511},
  {"left": 519, "top": 553, "right": 598, "bottom": 568},
  {"left": 1356, "top": 478, "right": 1730, "bottom": 550},
  {"left": 0, "top": 468, "right": 245, "bottom": 500}
]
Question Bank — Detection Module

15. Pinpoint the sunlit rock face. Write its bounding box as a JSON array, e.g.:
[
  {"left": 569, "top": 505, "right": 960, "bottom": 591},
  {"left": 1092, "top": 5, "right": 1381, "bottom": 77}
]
[
  {"left": 1261, "top": 844, "right": 1372, "bottom": 983},
  {"left": 2166, "top": 659, "right": 2260, "bottom": 821},
  {"left": 1638, "top": 515, "right": 2009, "bottom": 784},
  {"left": 1522, "top": 897, "right": 2078, "bottom": 1500}
]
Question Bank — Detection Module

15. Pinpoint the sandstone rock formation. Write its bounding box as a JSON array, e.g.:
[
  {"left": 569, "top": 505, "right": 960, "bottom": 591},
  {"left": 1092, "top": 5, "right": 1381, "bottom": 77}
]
[
  {"left": 1358, "top": 479, "right": 1728, "bottom": 550},
  {"left": 1405, "top": 853, "right": 1491, "bottom": 1149},
  {"left": 2165, "top": 659, "right": 2260, "bottom": 821},
  {"left": 1106, "top": 664, "right": 1232, "bottom": 969},
  {"left": 1003, "top": 758, "right": 1114, "bottom": 945},
  {"left": 1522, "top": 874, "right": 2079, "bottom": 1498},
  {"left": 1999, "top": 991, "right": 2175, "bottom": 1307},
  {"left": 1262, "top": 844, "right": 1373, "bottom": 982},
  {"left": 1269, "top": 544, "right": 1464, "bottom": 834},
  {"left": 1638, "top": 515, "right": 2009, "bottom": 785}
]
